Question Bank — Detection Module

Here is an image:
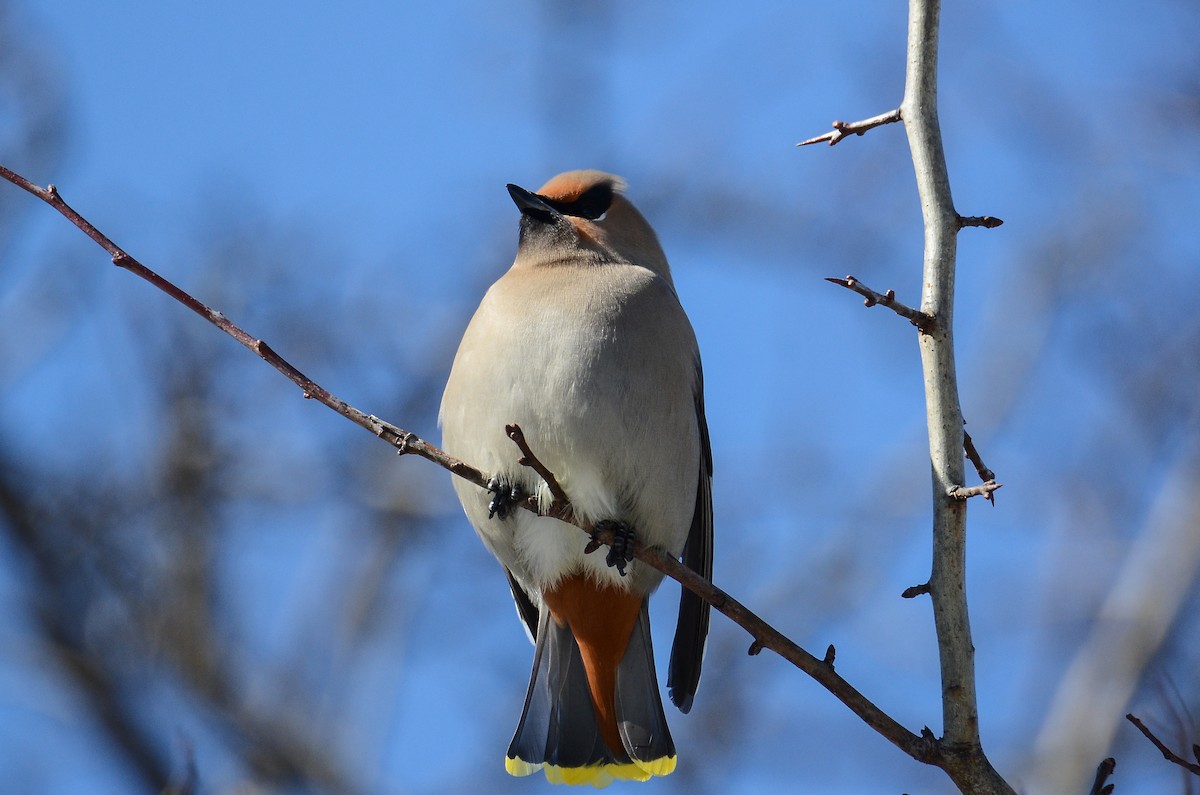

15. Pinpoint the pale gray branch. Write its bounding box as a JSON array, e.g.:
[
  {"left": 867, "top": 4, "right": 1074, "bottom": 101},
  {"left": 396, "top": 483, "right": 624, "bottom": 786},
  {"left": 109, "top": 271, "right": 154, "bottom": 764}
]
[
  {"left": 901, "top": 0, "right": 1014, "bottom": 790},
  {"left": 798, "top": 108, "right": 903, "bottom": 147},
  {"left": 800, "top": 1, "right": 1013, "bottom": 791}
]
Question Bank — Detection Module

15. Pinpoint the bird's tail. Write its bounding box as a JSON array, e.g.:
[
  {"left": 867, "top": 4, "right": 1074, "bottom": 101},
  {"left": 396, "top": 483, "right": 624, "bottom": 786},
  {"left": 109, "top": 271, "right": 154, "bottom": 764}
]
[{"left": 505, "top": 599, "right": 677, "bottom": 787}]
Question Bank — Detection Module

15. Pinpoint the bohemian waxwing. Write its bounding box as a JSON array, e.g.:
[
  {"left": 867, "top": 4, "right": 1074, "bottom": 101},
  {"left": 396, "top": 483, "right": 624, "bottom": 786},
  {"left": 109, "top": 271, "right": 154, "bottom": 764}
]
[{"left": 440, "top": 170, "right": 713, "bottom": 786}]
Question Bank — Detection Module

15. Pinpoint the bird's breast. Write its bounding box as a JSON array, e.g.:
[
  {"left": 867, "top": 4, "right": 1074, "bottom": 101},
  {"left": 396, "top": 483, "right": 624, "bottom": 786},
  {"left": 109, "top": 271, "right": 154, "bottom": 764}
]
[{"left": 440, "top": 262, "right": 700, "bottom": 589}]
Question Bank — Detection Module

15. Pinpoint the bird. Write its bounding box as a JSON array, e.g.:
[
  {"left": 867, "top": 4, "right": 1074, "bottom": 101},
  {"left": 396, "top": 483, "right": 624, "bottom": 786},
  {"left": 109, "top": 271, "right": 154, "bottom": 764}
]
[{"left": 439, "top": 169, "right": 713, "bottom": 786}]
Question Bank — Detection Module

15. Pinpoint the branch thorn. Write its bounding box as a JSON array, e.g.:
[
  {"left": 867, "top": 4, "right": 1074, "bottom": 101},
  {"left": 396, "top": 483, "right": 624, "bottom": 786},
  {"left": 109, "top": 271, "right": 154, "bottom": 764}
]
[
  {"left": 946, "top": 481, "right": 1002, "bottom": 501},
  {"left": 958, "top": 215, "right": 1004, "bottom": 229}
]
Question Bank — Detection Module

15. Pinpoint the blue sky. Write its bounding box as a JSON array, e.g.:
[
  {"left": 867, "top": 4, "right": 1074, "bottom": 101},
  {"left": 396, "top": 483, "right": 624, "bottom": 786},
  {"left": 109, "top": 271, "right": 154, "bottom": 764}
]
[{"left": 3, "top": 1, "right": 1200, "bottom": 793}]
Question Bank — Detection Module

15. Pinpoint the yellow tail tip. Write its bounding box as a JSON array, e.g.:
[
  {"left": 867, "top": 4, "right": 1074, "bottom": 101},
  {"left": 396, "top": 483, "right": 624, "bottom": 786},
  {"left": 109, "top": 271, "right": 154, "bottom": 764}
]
[{"left": 505, "top": 755, "right": 677, "bottom": 787}]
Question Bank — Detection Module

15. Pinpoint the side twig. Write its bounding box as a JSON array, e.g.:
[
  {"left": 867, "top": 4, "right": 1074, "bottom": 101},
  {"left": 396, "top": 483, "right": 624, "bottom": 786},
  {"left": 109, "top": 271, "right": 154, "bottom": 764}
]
[
  {"left": 798, "top": 108, "right": 903, "bottom": 147},
  {"left": 1126, "top": 713, "right": 1200, "bottom": 776},
  {"left": 962, "top": 429, "right": 996, "bottom": 482},
  {"left": 962, "top": 427, "right": 1000, "bottom": 505},
  {"left": 505, "top": 423, "right": 571, "bottom": 514},
  {"left": 825, "top": 275, "right": 934, "bottom": 332}
]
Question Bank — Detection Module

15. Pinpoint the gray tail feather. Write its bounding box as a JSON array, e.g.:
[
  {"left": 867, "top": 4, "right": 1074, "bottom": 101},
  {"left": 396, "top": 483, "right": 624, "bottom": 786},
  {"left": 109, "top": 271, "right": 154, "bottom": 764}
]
[
  {"left": 507, "top": 602, "right": 675, "bottom": 768},
  {"left": 507, "top": 609, "right": 615, "bottom": 768},
  {"left": 615, "top": 603, "right": 677, "bottom": 763}
]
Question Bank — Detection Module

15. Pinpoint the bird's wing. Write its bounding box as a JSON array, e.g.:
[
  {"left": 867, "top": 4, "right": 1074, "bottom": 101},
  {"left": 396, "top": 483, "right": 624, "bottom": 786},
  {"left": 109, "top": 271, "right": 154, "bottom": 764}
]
[{"left": 666, "top": 359, "right": 713, "bottom": 714}]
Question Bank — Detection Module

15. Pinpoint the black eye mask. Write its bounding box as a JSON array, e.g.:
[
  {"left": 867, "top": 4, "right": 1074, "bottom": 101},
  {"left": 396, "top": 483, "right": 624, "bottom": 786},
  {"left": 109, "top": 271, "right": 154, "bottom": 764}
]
[{"left": 543, "top": 182, "right": 615, "bottom": 220}]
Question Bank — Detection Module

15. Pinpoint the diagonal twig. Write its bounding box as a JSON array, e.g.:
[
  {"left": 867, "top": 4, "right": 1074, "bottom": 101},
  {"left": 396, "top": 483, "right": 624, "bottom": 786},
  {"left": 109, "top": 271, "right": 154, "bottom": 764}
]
[
  {"left": 798, "top": 109, "right": 903, "bottom": 147},
  {"left": 963, "top": 428, "right": 1000, "bottom": 505},
  {"left": 1126, "top": 713, "right": 1200, "bottom": 776},
  {"left": 963, "top": 429, "right": 996, "bottom": 482}
]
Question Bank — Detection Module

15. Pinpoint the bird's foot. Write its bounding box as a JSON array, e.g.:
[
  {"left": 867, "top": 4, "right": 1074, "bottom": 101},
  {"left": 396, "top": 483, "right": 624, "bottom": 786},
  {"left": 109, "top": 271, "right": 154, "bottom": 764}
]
[
  {"left": 486, "top": 476, "right": 523, "bottom": 520},
  {"left": 589, "top": 520, "right": 635, "bottom": 577}
]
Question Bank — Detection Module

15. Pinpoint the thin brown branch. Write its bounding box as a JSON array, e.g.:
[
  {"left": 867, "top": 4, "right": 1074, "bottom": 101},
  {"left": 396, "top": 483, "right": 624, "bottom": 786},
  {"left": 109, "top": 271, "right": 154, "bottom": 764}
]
[
  {"left": 1126, "top": 713, "right": 1200, "bottom": 776},
  {"left": 947, "top": 481, "right": 1002, "bottom": 501},
  {"left": 958, "top": 215, "right": 1004, "bottom": 229},
  {"left": 1088, "top": 757, "right": 1116, "bottom": 795},
  {"left": 0, "top": 163, "right": 964, "bottom": 777},
  {"left": 825, "top": 275, "right": 935, "bottom": 332},
  {"left": 798, "top": 108, "right": 902, "bottom": 147}
]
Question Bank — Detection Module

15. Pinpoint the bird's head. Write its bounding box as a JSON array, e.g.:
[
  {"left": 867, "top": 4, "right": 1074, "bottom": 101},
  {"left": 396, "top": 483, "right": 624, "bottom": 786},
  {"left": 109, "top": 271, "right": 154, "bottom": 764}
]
[{"left": 507, "top": 170, "right": 671, "bottom": 281}]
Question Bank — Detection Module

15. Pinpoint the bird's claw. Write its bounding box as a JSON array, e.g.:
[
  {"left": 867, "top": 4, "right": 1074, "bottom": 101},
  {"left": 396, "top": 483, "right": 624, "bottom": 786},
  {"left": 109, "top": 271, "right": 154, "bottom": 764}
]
[
  {"left": 487, "top": 476, "right": 523, "bottom": 520},
  {"left": 591, "top": 520, "right": 635, "bottom": 576}
]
